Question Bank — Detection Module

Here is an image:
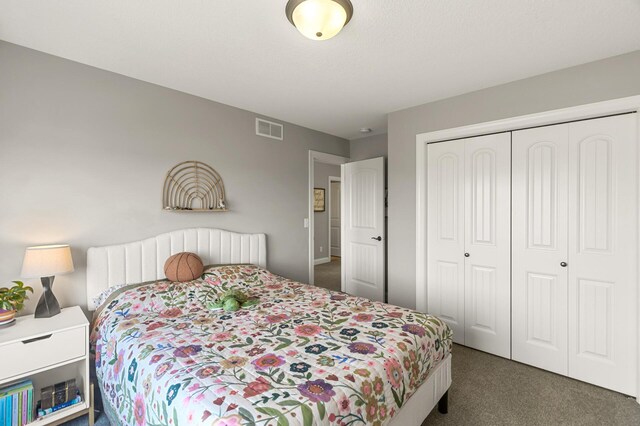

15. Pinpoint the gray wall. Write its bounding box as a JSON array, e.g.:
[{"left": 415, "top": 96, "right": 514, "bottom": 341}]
[
  {"left": 388, "top": 49, "right": 640, "bottom": 309},
  {"left": 313, "top": 162, "right": 340, "bottom": 260},
  {"left": 0, "top": 41, "right": 349, "bottom": 314},
  {"left": 350, "top": 133, "right": 387, "bottom": 161}
]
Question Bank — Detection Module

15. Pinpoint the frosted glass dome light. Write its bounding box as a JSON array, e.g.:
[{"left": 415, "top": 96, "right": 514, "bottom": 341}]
[{"left": 286, "top": 0, "right": 353, "bottom": 41}]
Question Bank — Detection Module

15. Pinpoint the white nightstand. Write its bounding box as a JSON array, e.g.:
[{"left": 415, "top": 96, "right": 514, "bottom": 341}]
[{"left": 0, "top": 306, "right": 94, "bottom": 426}]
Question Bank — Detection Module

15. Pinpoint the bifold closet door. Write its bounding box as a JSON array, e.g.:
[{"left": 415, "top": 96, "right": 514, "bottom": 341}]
[
  {"left": 567, "top": 114, "right": 637, "bottom": 396},
  {"left": 427, "top": 133, "right": 511, "bottom": 357},
  {"left": 427, "top": 140, "right": 466, "bottom": 344},
  {"left": 463, "top": 133, "right": 511, "bottom": 359},
  {"left": 512, "top": 124, "right": 569, "bottom": 375},
  {"left": 513, "top": 114, "right": 638, "bottom": 396}
]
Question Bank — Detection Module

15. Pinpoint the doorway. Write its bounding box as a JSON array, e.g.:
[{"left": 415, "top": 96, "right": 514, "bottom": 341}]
[
  {"left": 314, "top": 176, "right": 341, "bottom": 292},
  {"left": 308, "top": 151, "right": 349, "bottom": 288},
  {"left": 308, "top": 151, "right": 386, "bottom": 302},
  {"left": 312, "top": 161, "right": 342, "bottom": 291}
]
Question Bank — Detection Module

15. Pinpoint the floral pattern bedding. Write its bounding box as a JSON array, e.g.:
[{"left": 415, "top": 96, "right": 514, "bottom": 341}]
[{"left": 91, "top": 265, "right": 452, "bottom": 426}]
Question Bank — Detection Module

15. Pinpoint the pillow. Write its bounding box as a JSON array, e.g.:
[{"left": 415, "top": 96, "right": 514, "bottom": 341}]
[
  {"left": 92, "top": 282, "right": 131, "bottom": 310},
  {"left": 164, "top": 252, "right": 204, "bottom": 282}
]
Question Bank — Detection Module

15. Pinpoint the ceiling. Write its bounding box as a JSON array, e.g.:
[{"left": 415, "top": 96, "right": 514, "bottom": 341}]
[{"left": 1, "top": 1, "right": 639, "bottom": 140}]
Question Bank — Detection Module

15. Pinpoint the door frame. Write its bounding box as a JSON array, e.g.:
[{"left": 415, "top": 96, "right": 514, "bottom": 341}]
[
  {"left": 308, "top": 150, "right": 349, "bottom": 285},
  {"left": 328, "top": 176, "right": 341, "bottom": 260},
  {"left": 415, "top": 94, "right": 640, "bottom": 402}
]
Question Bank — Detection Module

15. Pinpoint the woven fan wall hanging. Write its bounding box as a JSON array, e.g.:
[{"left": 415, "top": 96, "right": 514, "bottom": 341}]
[{"left": 163, "top": 161, "right": 227, "bottom": 211}]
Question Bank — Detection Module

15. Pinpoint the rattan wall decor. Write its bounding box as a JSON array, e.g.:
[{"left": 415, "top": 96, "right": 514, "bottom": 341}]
[{"left": 162, "top": 161, "right": 228, "bottom": 211}]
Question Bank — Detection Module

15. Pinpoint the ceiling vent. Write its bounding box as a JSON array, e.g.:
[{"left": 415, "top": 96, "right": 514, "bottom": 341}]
[{"left": 256, "top": 118, "right": 283, "bottom": 140}]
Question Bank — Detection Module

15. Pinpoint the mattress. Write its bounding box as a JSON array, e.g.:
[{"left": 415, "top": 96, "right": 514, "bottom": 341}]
[{"left": 90, "top": 264, "right": 452, "bottom": 425}]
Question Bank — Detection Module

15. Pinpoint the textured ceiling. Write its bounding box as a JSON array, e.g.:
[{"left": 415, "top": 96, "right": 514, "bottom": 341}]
[{"left": 1, "top": 0, "right": 639, "bottom": 139}]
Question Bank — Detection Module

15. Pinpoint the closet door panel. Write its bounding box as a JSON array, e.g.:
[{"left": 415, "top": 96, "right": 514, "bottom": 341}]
[
  {"left": 512, "top": 124, "right": 569, "bottom": 374},
  {"left": 464, "top": 133, "right": 511, "bottom": 358},
  {"left": 567, "top": 114, "right": 637, "bottom": 396},
  {"left": 428, "top": 140, "right": 466, "bottom": 344}
]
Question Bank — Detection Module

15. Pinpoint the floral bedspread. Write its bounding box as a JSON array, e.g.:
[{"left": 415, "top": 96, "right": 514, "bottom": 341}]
[{"left": 91, "top": 265, "right": 452, "bottom": 426}]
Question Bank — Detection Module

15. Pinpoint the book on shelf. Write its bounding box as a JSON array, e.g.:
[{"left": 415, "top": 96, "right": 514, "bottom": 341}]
[
  {"left": 0, "top": 379, "right": 34, "bottom": 426},
  {"left": 36, "top": 391, "right": 82, "bottom": 418},
  {"left": 21, "top": 390, "right": 27, "bottom": 425}
]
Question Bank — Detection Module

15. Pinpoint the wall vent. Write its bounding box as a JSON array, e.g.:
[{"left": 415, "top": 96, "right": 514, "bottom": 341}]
[{"left": 256, "top": 118, "right": 284, "bottom": 140}]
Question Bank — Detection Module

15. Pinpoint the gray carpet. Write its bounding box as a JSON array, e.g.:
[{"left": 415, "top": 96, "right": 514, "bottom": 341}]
[
  {"left": 424, "top": 344, "right": 640, "bottom": 425},
  {"left": 314, "top": 257, "right": 342, "bottom": 292},
  {"left": 61, "top": 412, "right": 108, "bottom": 426}
]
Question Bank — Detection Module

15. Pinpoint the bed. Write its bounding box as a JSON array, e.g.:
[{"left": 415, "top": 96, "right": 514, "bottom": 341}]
[{"left": 87, "top": 228, "right": 452, "bottom": 425}]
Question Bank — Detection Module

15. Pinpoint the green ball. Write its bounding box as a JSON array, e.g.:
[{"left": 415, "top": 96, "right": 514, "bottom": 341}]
[{"left": 224, "top": 298, "right": 240, "bottom": 312}]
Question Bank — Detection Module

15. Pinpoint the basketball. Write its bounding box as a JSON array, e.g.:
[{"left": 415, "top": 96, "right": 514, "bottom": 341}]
[{"left": 164, "top": 252, "right": 204, "bottom": 282}]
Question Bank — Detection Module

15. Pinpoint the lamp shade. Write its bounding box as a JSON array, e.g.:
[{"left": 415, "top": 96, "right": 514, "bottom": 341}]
[
  {"left": 21, "top": 245, "right": 74, "bottom": 278},
  {"left": 286, "top": 0, "right": 353, "bottom": 41}
]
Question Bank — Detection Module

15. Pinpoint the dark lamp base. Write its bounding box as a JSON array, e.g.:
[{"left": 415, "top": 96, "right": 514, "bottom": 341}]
[{"left": 35, "top": 276, "right": 61, "bottom": 318}]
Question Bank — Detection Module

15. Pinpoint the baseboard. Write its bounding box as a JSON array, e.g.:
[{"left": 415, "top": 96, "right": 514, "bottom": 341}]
[{"left": 314, "top": 257, "right": 331, "bottom": 265}]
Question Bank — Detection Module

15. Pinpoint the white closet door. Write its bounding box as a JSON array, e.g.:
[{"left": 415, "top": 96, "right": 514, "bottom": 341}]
[
  {"left": 428, "top": 140, "right": 466, "bottom": 344},
  {"left": 464, "top": 133, "right": 511, "bottom": 358},
  {"left": 512, "top": 124, "right": 569, "bottom": 375},
  {"left": 567, "top": 114, "right": 637, "bottom": 396}
]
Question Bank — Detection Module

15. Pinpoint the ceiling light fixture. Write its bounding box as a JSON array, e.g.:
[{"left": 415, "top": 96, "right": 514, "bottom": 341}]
[
  {"left": 285, "top": 0, "right": 353, "bottom": 41},
  {"left": 360, "top": 127, "right": 372, "bottom": 134}
]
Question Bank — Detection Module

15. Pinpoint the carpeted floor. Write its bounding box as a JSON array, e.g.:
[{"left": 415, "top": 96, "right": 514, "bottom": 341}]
[
  {"left": 424, "top": 344, "right": 640, "bottom": 425},
  {"left": 62, "top": 412, "right": 108, "bottom": 426},
  {"left": 314, "top": 256, "right": 342, "bottom": 292}
]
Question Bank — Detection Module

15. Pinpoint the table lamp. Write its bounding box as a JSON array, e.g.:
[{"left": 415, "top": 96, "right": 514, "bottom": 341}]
[{"left": 21, "top": 245, "right": 74, "bottom": 318}]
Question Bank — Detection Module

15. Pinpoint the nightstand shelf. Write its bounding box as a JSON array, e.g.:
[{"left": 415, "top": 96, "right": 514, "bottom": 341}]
[{"left": 0, "top": 306, "right": 93, "bottom": 426}]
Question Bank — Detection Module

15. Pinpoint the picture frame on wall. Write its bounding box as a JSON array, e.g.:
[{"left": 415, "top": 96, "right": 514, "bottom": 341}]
[{"left": 314, "top": 188, "right": 325, "bottom": 212}]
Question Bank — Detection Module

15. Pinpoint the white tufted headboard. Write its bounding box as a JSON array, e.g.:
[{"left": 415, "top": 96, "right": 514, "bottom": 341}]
[{"left": 86, "top": 228, "right": 267, "bottom": 310}]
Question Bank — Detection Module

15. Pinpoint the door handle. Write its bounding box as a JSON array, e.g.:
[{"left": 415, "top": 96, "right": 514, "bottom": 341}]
[
  {"left": 371, "top": 236, "right": 382, "bottom": 241},
  {"left": 560, "top": 262, "right": 567, "bottom": 267},
  {"left": 464, "top": 253, "right": 470, "bottom": 257}
]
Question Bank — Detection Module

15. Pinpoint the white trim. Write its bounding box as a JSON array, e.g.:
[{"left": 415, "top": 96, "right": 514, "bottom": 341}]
[
  {"left": 341, "top": 164, "right": 346, "bottom": 293},
  {"left": 314, "top": 257, "right": 331, "bottom": 266},
  {"left": 415, "top": 138, "right": 428, "bottom": 312},
  {"left": 419, "top": 95, "right": 640, "bottom": 144},
  {"left": 328, "top": 176, "right": 341, "bottom": 259},
  {"left": 415, "top": 95, "right": 640, "bottom": 402},
  {"left": 309, "top": 151, "right": 349, "bottom": 286},
  {"left": 636, "top": 103, "right": 640, "bottom": 404}
]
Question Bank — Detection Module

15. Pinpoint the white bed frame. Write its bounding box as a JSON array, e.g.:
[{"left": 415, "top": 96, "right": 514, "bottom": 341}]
[
  {"left": 85, "top": 228, "right": 450, "bottom": 424},
  {"left": 389, "top": 354, "right": 451, "bottom": 425}
]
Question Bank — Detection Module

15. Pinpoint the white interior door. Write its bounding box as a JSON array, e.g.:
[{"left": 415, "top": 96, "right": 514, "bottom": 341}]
[
  {"left": 342, "top": 157, "right": 385, "bottom": 302},
  {"left": 512, "top": 123, "right": 569, "bottom": 375},
  {"left": 330, "top": 180, "right": 341, "bottom": 257},
  {"left": 463, "top": 133, "right": 511, "bottom": 358},
  {"left": 427, "top": 140, "right": 466, "bottom": 344},
  {"left": 567, "top": 114, "right": 637, "bottom": 396}
]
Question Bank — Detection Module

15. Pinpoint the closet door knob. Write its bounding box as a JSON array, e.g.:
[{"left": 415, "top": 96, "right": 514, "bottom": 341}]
[
  {"left": 371, "top": 236, "right": 382, "bottom": 241},
  {"left": 560, "top": 262, "right": 567, "bottom": 267},
  {"left": 464, "top": 253, "right": 470, "bottom": 258}
]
